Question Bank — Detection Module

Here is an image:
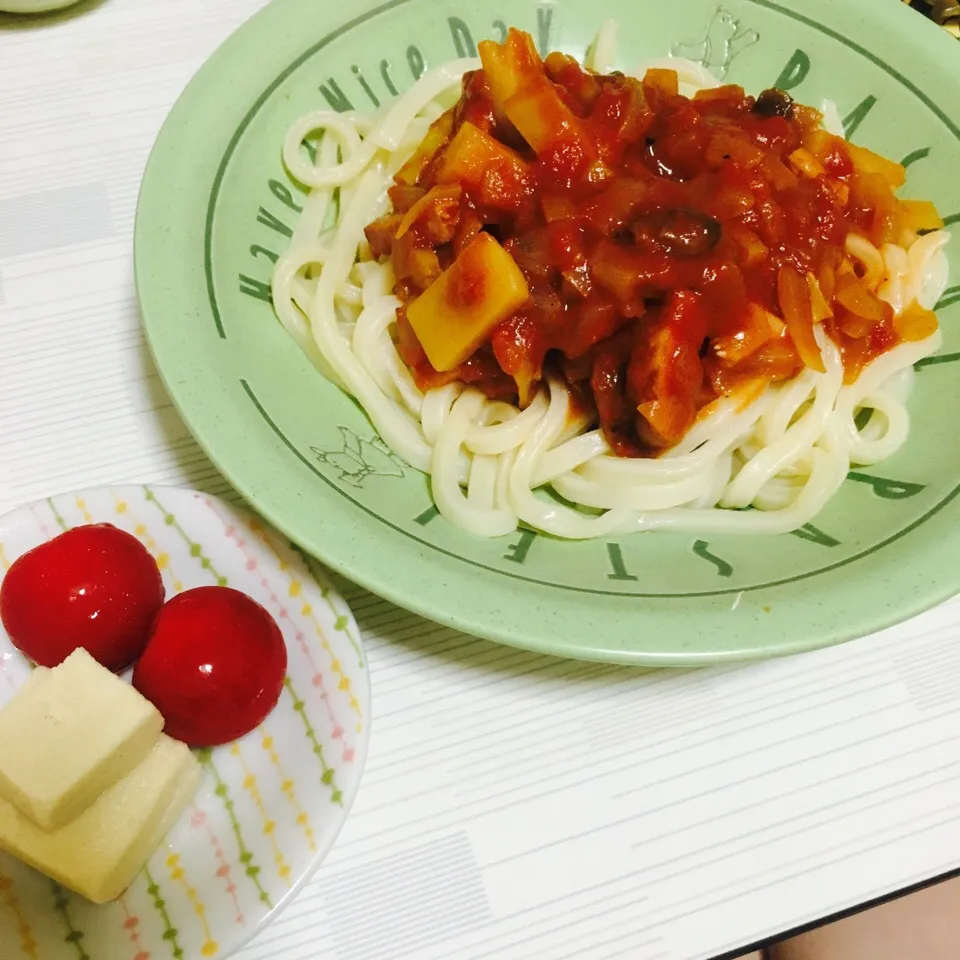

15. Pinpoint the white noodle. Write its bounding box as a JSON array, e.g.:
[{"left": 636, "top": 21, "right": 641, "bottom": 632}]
[{"left": 271, "top": 26, "right": 951, "bottom": 540}]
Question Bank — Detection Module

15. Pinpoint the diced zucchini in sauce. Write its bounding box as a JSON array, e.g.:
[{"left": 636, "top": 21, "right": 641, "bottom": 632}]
[
  {"left": 434, "top": 122, "right": 532, "bottom": 208},
  {"left": 478, "top": 29, "right": 541, "bottom": 111},
  {"left": 406, "top": 233, "right": 529, "bottom": 372}
]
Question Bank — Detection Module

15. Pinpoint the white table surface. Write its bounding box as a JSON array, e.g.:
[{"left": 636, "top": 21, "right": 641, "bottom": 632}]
[{"left": 2, "top": 2, "right": 960, "bottom": 959}]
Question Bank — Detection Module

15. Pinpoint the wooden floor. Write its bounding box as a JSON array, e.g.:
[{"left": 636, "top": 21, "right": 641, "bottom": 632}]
[{"left": 732, "top": 877, "right": 960, "bottom": 960}]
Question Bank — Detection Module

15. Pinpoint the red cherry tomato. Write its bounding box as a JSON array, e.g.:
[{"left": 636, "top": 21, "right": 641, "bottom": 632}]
[
  {"left": 0, "top": 523, "right": 165, "bottom": 672},
  {"left": 132, "top": 586, "right": 287, "bottom": 747}
]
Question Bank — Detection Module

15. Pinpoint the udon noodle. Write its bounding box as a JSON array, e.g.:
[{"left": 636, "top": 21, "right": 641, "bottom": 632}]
[{"left": 271, "top": 23, "right": 951, "bottom": 539}]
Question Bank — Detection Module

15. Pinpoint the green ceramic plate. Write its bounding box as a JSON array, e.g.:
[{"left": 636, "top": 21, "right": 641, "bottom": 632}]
[{"left": 136, "top": 0, "right": 960, "bottom": 665}]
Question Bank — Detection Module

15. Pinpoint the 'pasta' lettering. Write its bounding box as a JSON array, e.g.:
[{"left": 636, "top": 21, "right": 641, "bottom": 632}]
[
  {"left": 503, "top": 529, "right": 536, "bottom": 564},
  {"left": 774, "top": 49, "right": 810, "bottom": 91},
  {"left": 842, "top": 95, "right": 877, "bottom": 140},
  {"left": 692, "top": 540, "right": 733, "bottom": 577},
  {"left": 414, "top": 505, "right": 440, "bottom": 525},
  {"left": 847, "top": 472, "right": 926, "bottom": 500},
  {"left": 791, "top": 523, "right": 840, "bottom": 547},
  {"left": 606, "top": 543, "right": 638, "bottom": 581}
]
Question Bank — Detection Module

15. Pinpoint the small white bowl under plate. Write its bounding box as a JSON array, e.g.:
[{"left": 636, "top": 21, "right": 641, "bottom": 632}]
[{"left": 0, "top": 484, "right": 370, "bottom": 960}]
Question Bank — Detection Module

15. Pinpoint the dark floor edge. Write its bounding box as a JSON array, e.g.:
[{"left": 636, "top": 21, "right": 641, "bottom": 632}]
[{"left": 706, "top": 864, "right": 960, "bottom": 960}]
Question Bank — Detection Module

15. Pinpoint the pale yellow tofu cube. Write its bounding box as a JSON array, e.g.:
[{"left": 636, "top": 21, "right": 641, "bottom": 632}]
[
  {"left": 0, "top": 734, "right": 201, "bottom": 904},
  {"left": 0, "top": 649, "right": 163, "bottom": 830},
  {"left": 406, "top": 232, "right": 529, "bottom": 372}
]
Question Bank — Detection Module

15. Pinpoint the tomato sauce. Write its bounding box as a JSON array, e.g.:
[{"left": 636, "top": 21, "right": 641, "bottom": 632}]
[{"left": 364, "top": 28, "right": 942, "bottom": 456}]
